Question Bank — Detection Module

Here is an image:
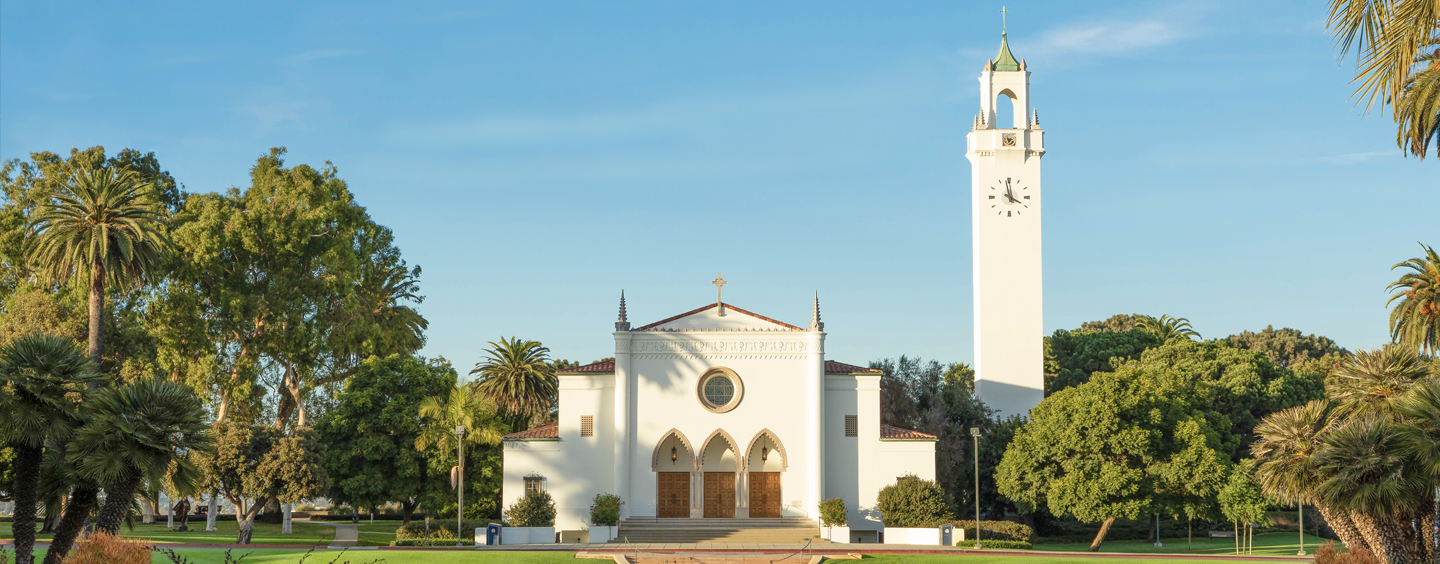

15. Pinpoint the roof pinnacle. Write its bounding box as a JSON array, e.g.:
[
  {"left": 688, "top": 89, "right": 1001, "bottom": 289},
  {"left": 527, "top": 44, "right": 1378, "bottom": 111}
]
[
  {"left": 809, "top": 291, "right": 825, "bottom": 332},
  {"left": 615, "top": 290, "right": 631, "bottom": 331}
]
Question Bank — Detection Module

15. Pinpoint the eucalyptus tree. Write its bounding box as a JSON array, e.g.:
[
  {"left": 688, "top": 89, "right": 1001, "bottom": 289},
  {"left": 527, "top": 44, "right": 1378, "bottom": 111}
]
[
  {"left": 1387, "top": 243, "right": 1439, "bottom": 355},
  {"left": 1328, "top": 0, "right": 1440, "bottom": 158},
  {"left": 68, "top": 377, "right": 212, "bottom": 534},
  {"left": 469, "top": 337, "right": 557, "bottom": 426},
  {"left": 0, "top": 334, "right": 95, "bottom": 564}
]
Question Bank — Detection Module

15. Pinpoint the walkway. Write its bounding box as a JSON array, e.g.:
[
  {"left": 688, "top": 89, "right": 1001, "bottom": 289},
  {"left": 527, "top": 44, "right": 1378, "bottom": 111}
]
[{"left": 292, "top": 520, "right": 359, "bottom": 548}]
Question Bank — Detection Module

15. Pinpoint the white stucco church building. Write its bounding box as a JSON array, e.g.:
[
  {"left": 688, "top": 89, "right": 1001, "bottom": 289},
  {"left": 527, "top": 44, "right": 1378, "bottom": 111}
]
[
  {"left": 502, "top": 27, "right": 1046, "bottom": 541},
  {"left": 501, "top": 292, "right": 937, "bottom": 537}
]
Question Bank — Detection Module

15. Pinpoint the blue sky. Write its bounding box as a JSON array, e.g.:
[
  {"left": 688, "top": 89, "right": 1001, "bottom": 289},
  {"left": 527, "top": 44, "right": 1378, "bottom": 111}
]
[{"left": 2, "top": 0, "right": 1435, "bottom": 372}]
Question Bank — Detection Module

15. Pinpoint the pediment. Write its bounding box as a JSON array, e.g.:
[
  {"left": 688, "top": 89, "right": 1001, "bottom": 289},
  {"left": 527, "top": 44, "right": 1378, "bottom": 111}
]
[{"left": 637, "top": 303, "right": 802, "bottom": 332}]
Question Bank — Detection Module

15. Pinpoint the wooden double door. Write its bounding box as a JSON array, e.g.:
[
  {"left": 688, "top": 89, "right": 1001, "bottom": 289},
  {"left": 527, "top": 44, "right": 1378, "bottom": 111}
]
[
  {"left": 703, "top": 472, "right": 736, "bottom": 518},
  {"left": 657, "top": 472, "right": 690, "bottom": 518},
  {"left": 748, "top": 472, "right": 782, "bottom": 518}
]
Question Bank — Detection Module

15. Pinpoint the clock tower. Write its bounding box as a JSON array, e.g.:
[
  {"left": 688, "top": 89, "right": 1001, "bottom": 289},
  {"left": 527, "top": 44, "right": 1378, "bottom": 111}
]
[{"left": 966, "top": 29, "right": 1045, "bottom": 417}]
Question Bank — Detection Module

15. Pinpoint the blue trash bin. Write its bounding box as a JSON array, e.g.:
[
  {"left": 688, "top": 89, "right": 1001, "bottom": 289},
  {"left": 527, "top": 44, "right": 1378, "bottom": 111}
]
[
  {"left": 940, "top": 524, "right": 953, "bottom": 546},
  {"left": 486, "top": 524, "right": 501, "bottom": 545}
]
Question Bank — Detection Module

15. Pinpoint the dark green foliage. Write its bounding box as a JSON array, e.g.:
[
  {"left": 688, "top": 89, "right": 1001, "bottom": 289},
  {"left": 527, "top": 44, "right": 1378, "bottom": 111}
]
[
  {"left": 196, "top": 421, "right": 327, "bottom": 543},
  {"left": 945, "top": 519, "right": 1033, "bottom": 542},
  {"left": 818, "top": 498, "right": 846, "bottom": 526},
  {"left": 1224, "top": 326, "right": 1345, "bottom": 368},
  {"left": 589, "top": 493, "right": 621, "bottom": 527},
  {"left": 395, "top": 519, "right": 489, "bottom": 543},
  {"left": 505, "top": 491, "right": 557, "bottom": 527},
  {"left": 316, "top": 354, "right": 454, "bottom": 518},
  {"left": 968, "top": 540, "right": 1033, "bottom": 549},
  {"left": 1044, "top": 329, "right": 1160, "bottom": 394},
  {"left": 875, "top": 475, "right": 952, "bottom": 527},
  {"left": 1080, "top": 314, "right": 1152, "bottom": 333}
]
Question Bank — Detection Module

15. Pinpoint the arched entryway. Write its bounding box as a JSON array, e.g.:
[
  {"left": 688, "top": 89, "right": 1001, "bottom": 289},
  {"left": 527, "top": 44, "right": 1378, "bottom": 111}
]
[
  {"left": 744, "top": 429, "right": 787, "bottom": 518},
  {"left": 699, "top": 430, "right": 739, "bottom": 518},
  {"left": 652, "top": 429, "right": 695, "bottom": 518}
]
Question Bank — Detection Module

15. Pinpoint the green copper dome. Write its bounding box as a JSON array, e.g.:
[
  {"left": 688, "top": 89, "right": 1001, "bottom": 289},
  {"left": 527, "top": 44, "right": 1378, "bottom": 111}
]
[{"left": 993, "top": 33, "right": 1021, "bottom": 72}]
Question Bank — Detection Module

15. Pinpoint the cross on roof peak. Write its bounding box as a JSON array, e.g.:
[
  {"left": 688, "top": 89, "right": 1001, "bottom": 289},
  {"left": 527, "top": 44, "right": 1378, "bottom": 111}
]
[{"left": 711, "top": 273, "right": 727, "bottom": 314}]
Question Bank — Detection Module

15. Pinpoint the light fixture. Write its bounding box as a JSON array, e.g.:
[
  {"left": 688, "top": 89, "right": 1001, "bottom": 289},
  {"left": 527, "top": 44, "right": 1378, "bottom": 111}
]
[
  {"left": 761, "top": 446, "right": 769, "bottom": 462},
  {"left": 671, "top": 446, "right": 678, "bottom": 463}
]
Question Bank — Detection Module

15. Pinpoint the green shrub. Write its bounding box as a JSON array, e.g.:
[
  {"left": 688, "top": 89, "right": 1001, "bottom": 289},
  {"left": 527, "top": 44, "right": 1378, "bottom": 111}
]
[
  {"left": 875, "top": 475, "right": 951, "bottom": 527},
  {"left": 589, "top": 493, "right": 621, "bottom": 527},
  {"left": 506, "top": 491, "right": 557, "bottom": 528},
  {"left": 425, "top": 527, "right": 457, "bottom": 546},
  {"left": 395, "top": 519, "right": 488, "bottom": 542},
  {"left": 964, "top": 540, "right": 1032, "bottom": 550},
  {"left": 819, "top": 498, "right": 847, "bottom": 526},
  {"left": 942, "top": 520, "right": 1033, "bottom": 543}
]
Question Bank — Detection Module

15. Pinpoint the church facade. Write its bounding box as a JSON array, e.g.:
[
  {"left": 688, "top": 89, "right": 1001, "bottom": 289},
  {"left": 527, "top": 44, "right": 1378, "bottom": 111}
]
[{"left": 501, "top": 295, "right": 936, "bottom": 535}]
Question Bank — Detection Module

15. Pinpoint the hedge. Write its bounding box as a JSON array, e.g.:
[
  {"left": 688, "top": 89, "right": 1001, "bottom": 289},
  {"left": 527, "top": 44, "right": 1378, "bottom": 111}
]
[
  {"left": 925, "top": 519, "right": 1033, "bottom": 543},
  {"left": 962, "top": 540, "right": 1033, "bottom": 550},
  {"left": 396, "top": 519, "right": 493, "bottom": 543}
]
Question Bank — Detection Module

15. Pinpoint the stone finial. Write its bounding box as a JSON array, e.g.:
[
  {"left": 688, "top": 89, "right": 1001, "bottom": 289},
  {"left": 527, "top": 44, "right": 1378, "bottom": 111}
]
[
  {"left": 809, "top": 291, "right": 824, "bottom": 332},
  {"left": 615, "top": 291, "right": 631, "bottom": 331},
  {"left": 984, "top": 59, "right": 994, "bottom": 71},
  {"left": 1021, "top": 58, "right": 1027, "bottom": 71},
  {"left": 1033, "top": 108, "right": 1039, "bottom": 127}
]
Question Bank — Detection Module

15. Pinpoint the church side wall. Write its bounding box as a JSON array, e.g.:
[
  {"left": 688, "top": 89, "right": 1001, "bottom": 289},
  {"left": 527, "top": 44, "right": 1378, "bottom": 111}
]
[
  {"left": 502, "top": 374, "right": 614, "bottom": 532},
  {"left": 824, "top": 375, "right": 869, "bottom": 529}
]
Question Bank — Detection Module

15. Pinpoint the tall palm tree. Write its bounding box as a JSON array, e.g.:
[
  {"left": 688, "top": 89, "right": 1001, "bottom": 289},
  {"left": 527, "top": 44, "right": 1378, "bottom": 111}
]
[
  {"left": 1328, "top": 0, "right": 1440, "bottom": 158},
  {"left": 0, "top": 334, "right": 95, "bottom": 564},
  {"left": 414, "top": 386, "right": 507, "bottom": 454},
  {"left": 1397, "top": 379, "right": 1440, "bottom": 560},
  {"left": 1387, "top": 243, "right": 1440, "bottom": 355},
  {"left": 1393, "top": 51, "right": 1439, "bottom": 157},
  {"left": 68, "top": 377, "right": 213, "bottom": 534},
  {"left": 469, "top": 337, "right": 557, "bottom": 424},
  {"left": 27, "top": 166, "right": 169, "bottom": 384},
  {"left": 1251, "top": 400, "right": 1371, "bottom": 552},
  {"left": 1314, "top": 414, "right": 1428, "bottom": 563},
  {"left": 1138, "top": 314, "right": 1202, "bottom": 342},
  {"left": 1329, "top": 344, "right": 1431, "bottom": 418}
]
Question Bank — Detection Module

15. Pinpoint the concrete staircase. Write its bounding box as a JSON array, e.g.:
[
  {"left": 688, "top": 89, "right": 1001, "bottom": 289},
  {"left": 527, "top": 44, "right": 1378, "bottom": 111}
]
[{"left": 611, "top": 517, "right": 828, "bottom": 544}]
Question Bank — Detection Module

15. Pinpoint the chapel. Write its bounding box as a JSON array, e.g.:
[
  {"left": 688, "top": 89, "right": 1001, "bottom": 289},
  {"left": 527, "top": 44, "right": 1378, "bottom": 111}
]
[{"left": 501, "top": 290, "right": 937, "bottom": 541}]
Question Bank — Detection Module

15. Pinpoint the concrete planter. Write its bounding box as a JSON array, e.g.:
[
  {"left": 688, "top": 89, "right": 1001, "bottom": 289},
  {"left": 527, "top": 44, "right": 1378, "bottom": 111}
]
[
  {"left": 883, "top": 527, "right": 941, "bottom": 545},
  {"left": 588, "top": 525, "right": 618, "bottom": 543},
  {"left": 499, "top": 526, "right": 556, "bottom": 544},
  {"left": 821, "top": 526, "right": 851, "bottom": 543}
]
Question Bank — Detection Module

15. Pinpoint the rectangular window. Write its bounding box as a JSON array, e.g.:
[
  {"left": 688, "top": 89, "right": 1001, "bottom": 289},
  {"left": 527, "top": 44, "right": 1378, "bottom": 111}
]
[
  {"left": 845, "top": 415, "right": 858, "bottom": 437},
  {"left": 580, "top": 415, "right": 594, "bottom": 437},
  {"left": 524, "top": 476, "right": 544, "bottom": 494}
]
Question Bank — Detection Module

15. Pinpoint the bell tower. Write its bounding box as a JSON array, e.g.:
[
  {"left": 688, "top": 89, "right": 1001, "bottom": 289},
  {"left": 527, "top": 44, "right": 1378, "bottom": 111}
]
[{"left": 966, "top": 27, "right": 1045, "bottom": 418}]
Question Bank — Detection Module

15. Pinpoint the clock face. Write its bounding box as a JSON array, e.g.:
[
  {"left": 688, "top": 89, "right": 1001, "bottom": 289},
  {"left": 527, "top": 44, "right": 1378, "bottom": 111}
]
[{"left": 987, "top": 177, "right": 1031, "bottom": 218}]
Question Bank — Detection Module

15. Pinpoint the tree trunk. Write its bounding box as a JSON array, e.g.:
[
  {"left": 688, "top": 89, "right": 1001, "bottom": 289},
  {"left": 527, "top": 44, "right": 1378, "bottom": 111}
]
[
  {"left": 235, "top": 496, "right": 272, "bottom": 544},
  {"left": 95, "top": 469, "right": 143, "bottom": 535},
  {"left": 43, "top": 486, "right": 99, "bottom": 564},
  {"left": 1235, "top": 520, "right": 1240, "bottom": 555},
  {"left": 402, "top": 499, "right": 416, "bottom": 525},
  {"left": 207, "top": 495, "right": 219, "bottom": 530},
  {"left": 1320, "top": 504, "right": 1370, "bottom": 552},
  {"left": 142, "top": 497, "right": 156, "bottom": 524},
  {"left": 86, "top": 265, "right": 105, "bottom": 389},
  {"left": 167, "top": 499, "right": 174, "bottom": 529},
  {"left": 1351, "top": 510, "right": 1409, "bottom": 564},
  {"left": 11, "top": 443, "right": 44, "bottom": 564},
  {"left": 285, "top": 361, "right": 306, "bottom": 428},
  {"left": 1088, "top": 516, "right": 1117, "bottom": 552}
]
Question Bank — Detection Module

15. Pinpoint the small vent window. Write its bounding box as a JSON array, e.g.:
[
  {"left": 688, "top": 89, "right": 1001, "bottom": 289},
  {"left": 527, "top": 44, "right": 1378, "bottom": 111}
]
[
  {"left": 845, "top": 415, "right": 858, "bottom": 437},
  {"left": 581, "top": 415, "right": 594, "bottom": 437},
  {"left": 524, "top": 476, "right": 545, "bottom": 494}
]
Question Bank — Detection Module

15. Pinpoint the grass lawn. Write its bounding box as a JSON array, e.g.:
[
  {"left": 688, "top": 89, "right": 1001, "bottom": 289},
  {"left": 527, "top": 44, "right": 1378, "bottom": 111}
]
[
  {"left": 856, "top": 556, "right": 1282, "bottom": 563},
  {"left": 1032, "top": 531, "right": 1330, "bottom": 557},
  {"left": 355, "top": 523, "right": 402, "bottom": 547},
  {"left": 2, "top": 521, "right": 335, "bottom": 546}
]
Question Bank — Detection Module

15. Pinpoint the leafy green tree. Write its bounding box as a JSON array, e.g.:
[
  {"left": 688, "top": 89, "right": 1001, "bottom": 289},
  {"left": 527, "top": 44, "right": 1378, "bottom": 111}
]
[
  {"left": 1386, "top": 243, "right": 1439, "bottom": 355},
  {"left": 0, "top": 285, "right": 86, "bottom": 348},
  {"left": 1217, "top": 460, "right": 1270, "bottom": 554},
  {"left": 1137, "top": 314, "right": 1201, "bottom": 342},
  {"left": 415, "top": 384, "right": 507, "bottom": 518},
  {"left": 1224, "top": 326, "right": 1346, "bottom": 368},
  {"left": 316, "top": 355, "right": 454, "bottom": 523},
  {"left": 875, "top": 475, "right": 952, "bottom": 526},
  {"left": 196, "top": 422, "right": 327, "bottom": 543},
  {"left": 0, "top": 334, "right": 95, "bottom": 564},
  {"left": 1127, "top": 339, "right": 1325, "bottom": 451},
  {"left": 996, "top": 363, "right": 1234, "bottom": 551},
  {"left": 469, "top": 337, "right": 556, "bottom": 426},
  {"left": 1251, "top": 401, "right": 1370, "bottom": 552},
  {"left": 67, "top": 377, "right": 212, "bottom": 534},
  {"left": 1044, "top": 329, "right": 1160, "bottom": 394},
  {"left": 505, "top": 491, "right": 557, "bottom": 527},
  {"left": 1327, "top": 0, "right": 1440, "bottom": 158},
  {"left": 1080, "top": 314, "right": 1153, "bottom": 333}
]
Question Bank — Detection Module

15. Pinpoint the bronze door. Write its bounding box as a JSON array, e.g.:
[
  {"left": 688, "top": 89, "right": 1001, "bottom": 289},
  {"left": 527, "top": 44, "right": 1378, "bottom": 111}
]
[
  {"left": 703, "top": 472, "right": 736, "bottom": 518},
  {"left": 657, "top": 472, "right": 690, "bottom": 518},
  {"left": 748, "top": 472, "right": 781, "bottom": 518}
]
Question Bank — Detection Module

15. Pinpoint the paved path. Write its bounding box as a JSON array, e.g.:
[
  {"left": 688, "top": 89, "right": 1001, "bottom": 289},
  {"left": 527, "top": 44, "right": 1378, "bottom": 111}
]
[{"left": 293, "top": 520, "right": 359, "bottom": 548}]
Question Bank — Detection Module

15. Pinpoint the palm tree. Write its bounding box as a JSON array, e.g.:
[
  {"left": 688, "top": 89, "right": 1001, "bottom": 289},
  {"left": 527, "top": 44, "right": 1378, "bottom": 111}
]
[
  {"left": 1397, "top": 379, "right": 1440, "bottom": 561},
  {"left": 1251, "top": 400, "right": 1371, "bottom": 552},
  {"left": 68, "top": 377, "right": 213, "bottom": 534},
  {"left": 1329, "top": 344, "right": 1431, "bottom": 418},
  {"left": 27, "top": 165, "right": 169, "bottom": 384},
  {"left": 415, "top": 386, "right": 507, "bottom": 454},
  {"left": 1314, "top": 414, "right": 1429, "bottom": 564},
  {"left": 1393, "top": 53, "right": 1439, "bottom": 157},
  {"left": 469, "top": 337, "right": 557, "bottom": 425},
  {"left": 348, "top": 260, "right": 427, "bottom": 358},
  {"left": 0, "top": 334, "right": 95, "bottom": 564},
  {"left": 1138, "top": 314, "right": 1202, "bottom": 342},
  {"left": 1387, "top": 243, "right": 1440, "bottom": 355},
  {"left": 1328, "top": 0, "right": 1440, "bottom": 158}
]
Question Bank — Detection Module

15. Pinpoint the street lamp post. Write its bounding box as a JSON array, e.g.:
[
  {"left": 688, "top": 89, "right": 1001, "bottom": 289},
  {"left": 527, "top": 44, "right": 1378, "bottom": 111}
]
[
  {"left": 456, "top": 425, "right": 465, "bottom": 547},
  {"left": 971, "top": 427, "right": 981, "bottom": 549},
  {"left": 1297, "top": 501, "right": 1306, "bottom": 556}
]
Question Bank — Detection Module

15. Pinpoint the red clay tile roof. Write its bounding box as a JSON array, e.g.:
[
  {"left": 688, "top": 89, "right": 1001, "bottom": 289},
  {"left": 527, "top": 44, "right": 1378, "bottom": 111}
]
[
  {"left": 502, "top": 421, "right": 558, "bottom": 440},
  {"left": 825, "top": 360, "right": 883, "bottom": 374},
  {"left": 557, "top": 359, "right": 615, "bottom": 374},
  {"left": 636, "top": 303, "right": 803, "bottom": 331},
  {"left": 881, "top": 424, "right": 937, "bottom": 440}
]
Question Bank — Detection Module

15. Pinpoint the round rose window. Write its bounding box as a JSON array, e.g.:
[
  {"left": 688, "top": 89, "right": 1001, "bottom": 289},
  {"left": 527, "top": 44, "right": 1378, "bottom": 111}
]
[{"left": 697, "top": 368, "right": 743, "bottom": 413}]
